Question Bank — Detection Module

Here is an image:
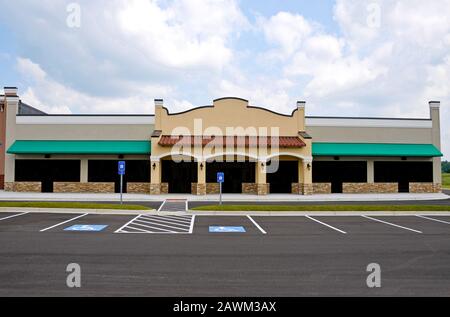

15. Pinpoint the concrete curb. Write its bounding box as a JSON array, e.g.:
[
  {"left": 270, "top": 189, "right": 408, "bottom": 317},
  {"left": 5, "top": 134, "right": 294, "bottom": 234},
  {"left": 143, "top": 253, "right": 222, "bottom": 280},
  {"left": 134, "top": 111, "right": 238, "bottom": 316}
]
[{"left": 188, "top": 210, "right": 450, "bottom": 216}]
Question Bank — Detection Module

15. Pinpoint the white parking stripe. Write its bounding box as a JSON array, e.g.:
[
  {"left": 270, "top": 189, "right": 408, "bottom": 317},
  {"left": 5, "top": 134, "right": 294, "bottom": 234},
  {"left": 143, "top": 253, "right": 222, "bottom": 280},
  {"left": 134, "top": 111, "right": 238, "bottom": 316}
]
[
  {"left": 305, "top": 215, "right": 347, "bottom": 234},
  {"left": 247, "top": 215, "right": 267, "bottom": 234},
  {"left": 134, "top": 219, "right": 190, "bottom": 231},
  {"left": 40, "top": 213, "right": 89, "bottom": 232},
  {"left": 0, "top": 212, "right": 29, "bottom": 222},
  {"left": 362, "top": 215, "right": 422, "bottom": 233},
  {"left": 115, "top": 214, "right": 142, "bottom": 233},
  {"left": 416, "top": 215, "right": 450, "bottom": 225},
  {"left": 189, "top": 215, "right": 196, "bottom": 234}
]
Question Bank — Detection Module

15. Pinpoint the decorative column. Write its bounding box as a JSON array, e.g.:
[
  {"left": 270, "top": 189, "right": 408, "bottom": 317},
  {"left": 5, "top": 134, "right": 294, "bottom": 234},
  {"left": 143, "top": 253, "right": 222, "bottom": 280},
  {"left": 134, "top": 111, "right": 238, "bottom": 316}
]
[
  {"left": 367, "top": 160, "right": 374, "bottom": 183},
  {"left": 80, "top": 159, "right": 88, "bottom": 183},
  {"left": 4, "top": 87, "right": 19, "bottom": 191},
  {"left": 150, "top": 158, "right": 162, "bottom": 194},
  {"left": 195, "top": 160, "right": 206, "bottom": 195},
  {"left": 301, "top": 158, "right": 313, "bottom": 195},
  {"left": 256, "top": 160, "right": 269, "bottom": 195},
  {"left": 430, "top": 101, "right": 442, "bottom": 192}
]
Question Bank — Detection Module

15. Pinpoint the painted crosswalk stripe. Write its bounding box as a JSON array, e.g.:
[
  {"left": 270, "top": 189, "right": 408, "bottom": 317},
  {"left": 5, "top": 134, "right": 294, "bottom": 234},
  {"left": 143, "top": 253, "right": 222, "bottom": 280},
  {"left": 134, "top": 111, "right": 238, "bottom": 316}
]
[
  {"left": 305, "top": 215, "right": 347, "bottom": 234},
  {"left": 362, "top": 215, "right": 422, "bottom": 233},
  {"left": 115, "top": 214, "right": 194, "bottom": 234},
  {"left": 114, "top": 214, "right": 142, "bottom": 233},
  {"left": 137, "top": 217, "right": 191, "bottom": 228},
  {"left": 141, "top": 215, "right": 191, "bottom": 225},
  {"left": 158, "top": 200, "right": 187, "bottom": 212},
  {"left": 40, "top": 213, "right": 89, "bottom": 232},
  {"left": 128, "top": 223, "right": 177, "bottom": 233},
  {"left": 134, "top": 219, "right": 190, "bottom": 231}
]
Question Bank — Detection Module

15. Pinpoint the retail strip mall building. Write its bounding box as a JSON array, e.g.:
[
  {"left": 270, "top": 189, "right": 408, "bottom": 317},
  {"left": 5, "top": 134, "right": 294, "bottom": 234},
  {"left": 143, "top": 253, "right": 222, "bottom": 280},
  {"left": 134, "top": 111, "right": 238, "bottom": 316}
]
[{"left": 0, "top": 87, "right": 443, "bottom": 195}]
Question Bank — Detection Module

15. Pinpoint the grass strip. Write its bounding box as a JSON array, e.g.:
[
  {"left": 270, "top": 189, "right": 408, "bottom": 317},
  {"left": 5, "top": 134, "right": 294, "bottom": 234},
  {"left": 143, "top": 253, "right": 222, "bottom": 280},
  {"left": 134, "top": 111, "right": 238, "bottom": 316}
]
[{"left": 192, "top": 204, "right": 450, "bottom": 211}]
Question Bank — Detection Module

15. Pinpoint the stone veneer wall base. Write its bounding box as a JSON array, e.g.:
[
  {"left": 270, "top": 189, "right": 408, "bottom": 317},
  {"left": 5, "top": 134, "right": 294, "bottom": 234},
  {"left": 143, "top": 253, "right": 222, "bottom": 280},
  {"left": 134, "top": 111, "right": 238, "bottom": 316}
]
[
  {"left": 409, "top": 182, "right": 442, "bottom": 193},
  {"left": 53, "top": 182, "right": 115, "bottom": 193},
  {"left": 302, "top": 184, "right": 313, "bottom": 195},
  {"left": 291, "top": 183, "right": 317, "bottom": 195},
  {"left": 4, "top": 182, "right": 42, "bottom": 192},
  {"left": 242, "top": 183, "right": 257, "bottom": 194},
  {"left": 256, "top": 183, "right": 269, "bottom": 195},
  {"left": 127, "top": 182, "right": 150, "bottom": 194},
  {"left": 342, "top": 183, "right": 398, "bottom": 193},
  {"left": 206, "top": 183, "right": 220, "bottom": 194}
]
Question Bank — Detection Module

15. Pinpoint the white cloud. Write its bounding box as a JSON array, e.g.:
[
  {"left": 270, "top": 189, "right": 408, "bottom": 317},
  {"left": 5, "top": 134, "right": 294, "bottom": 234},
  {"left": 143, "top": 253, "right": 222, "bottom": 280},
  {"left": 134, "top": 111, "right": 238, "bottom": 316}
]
[
  {"left": 261, "top": 12, "right": 313, "bottom": 56},
  {"left": 214, "top": 75, "right": 295, "bottom": 113},
  {"left": 261, "top": 11, "right": 388, "bottom": 99},
  {"left": 118, "top": 0, "right": 248, "bottom": 70},
  {"left": 1, "top": 0, "right": 450, "bottom": 158},
  {"left": 16, "top": 57, "right": 172, "bottom": 114}
]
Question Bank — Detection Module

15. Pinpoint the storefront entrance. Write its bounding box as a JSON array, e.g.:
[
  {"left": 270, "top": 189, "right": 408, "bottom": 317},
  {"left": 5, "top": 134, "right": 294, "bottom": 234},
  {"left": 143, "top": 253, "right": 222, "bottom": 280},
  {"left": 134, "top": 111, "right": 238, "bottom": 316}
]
[
  {"left": 206, "top": 162, "right": 255, "bottom": 193},
  {"left": 267, "top": 160, "right": 299, "bottom": 193},
  {"left": 162, "top": 160, "right": 197, "bottom": 193}
]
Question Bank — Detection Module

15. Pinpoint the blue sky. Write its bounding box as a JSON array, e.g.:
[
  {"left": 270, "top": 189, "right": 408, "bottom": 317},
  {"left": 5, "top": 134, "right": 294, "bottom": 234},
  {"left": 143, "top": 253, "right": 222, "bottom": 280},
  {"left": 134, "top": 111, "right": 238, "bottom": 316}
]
[{"left": 0, "top": 0, "right": 449, "bottom": 158}]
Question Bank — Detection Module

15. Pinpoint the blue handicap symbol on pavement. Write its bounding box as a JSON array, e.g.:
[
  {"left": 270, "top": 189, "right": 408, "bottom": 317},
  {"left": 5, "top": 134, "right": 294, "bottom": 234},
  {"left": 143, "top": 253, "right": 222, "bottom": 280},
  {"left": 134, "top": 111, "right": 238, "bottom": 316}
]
[
  {"left": 64, "top": 225, "right": 108, "bottom": 232},
  {"left": 209, "top": 226, "right": 246, "bottom": 233}
]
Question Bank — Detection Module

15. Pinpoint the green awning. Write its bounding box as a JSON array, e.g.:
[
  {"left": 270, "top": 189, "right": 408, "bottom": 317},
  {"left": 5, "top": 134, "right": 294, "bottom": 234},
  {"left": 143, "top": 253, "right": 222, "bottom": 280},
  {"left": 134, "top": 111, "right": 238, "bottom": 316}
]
[
  {"left": 312, "top": 143, "right": 442, "bottom": 157},
  {"left": 7, "top": 140, "right": 151, "bottom": 155}
]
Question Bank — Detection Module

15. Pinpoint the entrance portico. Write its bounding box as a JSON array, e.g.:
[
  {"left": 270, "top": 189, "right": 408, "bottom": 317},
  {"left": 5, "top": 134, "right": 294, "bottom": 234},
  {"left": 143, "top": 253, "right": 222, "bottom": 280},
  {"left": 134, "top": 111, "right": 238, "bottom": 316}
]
[{"left": 149, "top": 97, "right": 313, "bottom": 195}]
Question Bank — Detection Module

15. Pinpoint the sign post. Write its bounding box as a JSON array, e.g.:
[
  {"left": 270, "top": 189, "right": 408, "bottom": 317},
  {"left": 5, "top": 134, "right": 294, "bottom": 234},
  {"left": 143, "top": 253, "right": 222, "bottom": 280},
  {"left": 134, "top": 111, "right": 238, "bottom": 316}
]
[
  {"left": 118, "top": 161, "right": 126, "bottom": 205},
  {"left": 217, "top": 172, "right": 224, "bottom": 205}
]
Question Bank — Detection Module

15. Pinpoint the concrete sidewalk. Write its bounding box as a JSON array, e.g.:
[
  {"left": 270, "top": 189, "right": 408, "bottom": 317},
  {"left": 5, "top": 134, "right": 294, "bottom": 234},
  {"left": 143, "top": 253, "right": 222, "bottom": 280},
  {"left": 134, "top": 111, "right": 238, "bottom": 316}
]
[{"left": 0, "top": 190, "right": 448, "bottom": 202}]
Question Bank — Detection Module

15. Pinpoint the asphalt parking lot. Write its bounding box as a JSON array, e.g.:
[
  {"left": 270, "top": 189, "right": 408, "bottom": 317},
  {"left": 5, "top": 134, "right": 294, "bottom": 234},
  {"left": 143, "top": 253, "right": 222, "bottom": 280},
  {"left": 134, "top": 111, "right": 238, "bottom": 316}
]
[{"left": 1, "top": 211, "right": 450, "bottom": 296}]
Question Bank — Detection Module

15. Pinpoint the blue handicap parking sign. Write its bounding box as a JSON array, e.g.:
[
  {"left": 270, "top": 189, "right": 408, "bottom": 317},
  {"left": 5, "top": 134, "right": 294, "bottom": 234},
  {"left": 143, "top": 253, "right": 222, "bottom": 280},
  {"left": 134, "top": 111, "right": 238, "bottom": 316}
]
[
  {"left": 217, "top": 172, "right": 224, "bottom": 183},
  {"left": 209, "top": 226, "right": 246, "bottom": 233},
  {"left": 118, "top": 161, "right": 126, "bottom": 175},
  {"left": 64, "top": 225, "right": 108, "bottom": 232}
]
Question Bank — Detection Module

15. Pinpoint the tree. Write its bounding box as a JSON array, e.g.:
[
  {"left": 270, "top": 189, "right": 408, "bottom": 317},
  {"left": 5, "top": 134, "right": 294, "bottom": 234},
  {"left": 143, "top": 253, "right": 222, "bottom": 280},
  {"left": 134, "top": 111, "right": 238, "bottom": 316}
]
[{"left": 442, "top": 161, "right": 450, "bottom": 173}]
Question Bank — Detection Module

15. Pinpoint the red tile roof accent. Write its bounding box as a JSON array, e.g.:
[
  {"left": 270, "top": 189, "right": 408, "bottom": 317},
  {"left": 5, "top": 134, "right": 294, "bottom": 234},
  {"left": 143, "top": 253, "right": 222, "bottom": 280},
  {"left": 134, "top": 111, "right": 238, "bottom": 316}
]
[{"left": 158, "top": 135, "right": 306, "bottom": 148}]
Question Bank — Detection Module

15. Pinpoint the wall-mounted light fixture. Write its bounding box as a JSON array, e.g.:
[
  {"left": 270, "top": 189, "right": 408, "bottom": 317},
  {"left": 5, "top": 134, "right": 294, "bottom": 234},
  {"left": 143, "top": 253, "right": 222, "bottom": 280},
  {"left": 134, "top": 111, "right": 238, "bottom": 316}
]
[
  {"left": 152, "top": 163, "right": 156, "bottom": 170},
  {"left": 200, "top": 162, "right": 204, "bottom": 170},
  {"left": 307, "top": 163, "right": 311, "bottom": 170}
]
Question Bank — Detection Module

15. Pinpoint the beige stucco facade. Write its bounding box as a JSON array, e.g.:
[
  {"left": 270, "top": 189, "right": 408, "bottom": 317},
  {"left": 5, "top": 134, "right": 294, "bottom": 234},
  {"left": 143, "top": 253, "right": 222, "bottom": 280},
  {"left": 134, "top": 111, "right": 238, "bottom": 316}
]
[{"left": 0, "top": 87, "right": 443, "bottom": 195}]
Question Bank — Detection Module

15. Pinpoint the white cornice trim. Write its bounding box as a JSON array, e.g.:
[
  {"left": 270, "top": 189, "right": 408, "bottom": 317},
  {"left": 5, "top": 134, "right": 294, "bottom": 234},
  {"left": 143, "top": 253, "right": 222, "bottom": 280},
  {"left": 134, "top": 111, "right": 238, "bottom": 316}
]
[
  {"left": 306, "top": 117, "right": 432, "bottom": 128},
  {"left": 16, "top": 116, "right": 155, "bottom": 125}
]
